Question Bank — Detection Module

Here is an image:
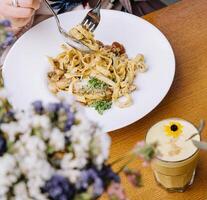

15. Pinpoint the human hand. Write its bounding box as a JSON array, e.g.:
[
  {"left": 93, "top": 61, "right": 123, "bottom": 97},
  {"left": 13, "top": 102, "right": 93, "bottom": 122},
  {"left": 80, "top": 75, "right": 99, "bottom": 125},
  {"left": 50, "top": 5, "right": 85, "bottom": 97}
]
[{"left": 0, "top": 0, "right": 41, "bottom": 28}]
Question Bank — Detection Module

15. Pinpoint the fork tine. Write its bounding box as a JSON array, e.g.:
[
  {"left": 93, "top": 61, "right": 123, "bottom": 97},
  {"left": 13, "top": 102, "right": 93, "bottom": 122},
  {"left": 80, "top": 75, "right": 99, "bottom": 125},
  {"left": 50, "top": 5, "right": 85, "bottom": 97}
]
[
  {"left": 89, "top": 24, "right": 97, "bottom": 32},
  {"left": 81, "top": 0, "right": 101, "bottom": 32},
  {"left": 87, "top": 21, "right": 93, "bottom": 28},
  {"left": 89, "top": 23, "right": 96, "bottom": 31},
  {"left": 81, "top": 18, "right": 88, "bottom": 26}
]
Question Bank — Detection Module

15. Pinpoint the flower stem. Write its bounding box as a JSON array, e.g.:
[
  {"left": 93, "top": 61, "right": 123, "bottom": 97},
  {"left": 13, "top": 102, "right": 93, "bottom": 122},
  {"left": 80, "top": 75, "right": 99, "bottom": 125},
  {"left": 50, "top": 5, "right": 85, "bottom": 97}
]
[
  {"left": 116, "top": 155, "right": 137, "bottom": 174},
  {"left": 110, "top": 151, "right": 133, "bottom": 166}
]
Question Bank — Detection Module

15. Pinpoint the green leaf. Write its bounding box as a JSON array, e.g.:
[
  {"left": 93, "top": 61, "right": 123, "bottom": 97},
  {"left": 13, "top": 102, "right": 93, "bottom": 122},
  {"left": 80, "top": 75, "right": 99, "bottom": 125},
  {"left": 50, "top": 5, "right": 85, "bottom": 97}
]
[
  {"left": 31, "top": 127, "right": 42, "bottom": 138},
  {"left": 134, "top": 142, "right": 157, "bottom": 161},
  {"left": 47, "top": 146, "right": 55, "bottom": 154},
  {"left": 124, "top": 167, "right": 142, "bottom": 188},
  {"left": 66, "top": 145, "right": 73, "bottom": 152},
  {"left": 0, "top": 70, "right": 4, "bottom": 88},
  {"left": 74, "top": 192, "right": 93, "bottom": 200},
  {"left": 0, "top": 26, "right": 7, "bottom": 44},
  {"left": 7, "top": 141, "right": 14, "bottom": 153},
  {"left": 109, "top": 195, "right": 120, "bottom": 200}
]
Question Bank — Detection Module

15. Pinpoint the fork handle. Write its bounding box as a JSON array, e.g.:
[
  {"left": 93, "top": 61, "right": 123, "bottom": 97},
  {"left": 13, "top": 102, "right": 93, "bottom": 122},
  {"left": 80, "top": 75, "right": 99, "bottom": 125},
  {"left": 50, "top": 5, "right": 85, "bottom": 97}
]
[
  {"left": 44, "top": 0, "right": 62, "bottom": 33},
  {"left": 91, "top": 0, "right": 102, "bottom": 18},
  {"left": 93, "top": 0, "right": 102, "bottom": 12}
]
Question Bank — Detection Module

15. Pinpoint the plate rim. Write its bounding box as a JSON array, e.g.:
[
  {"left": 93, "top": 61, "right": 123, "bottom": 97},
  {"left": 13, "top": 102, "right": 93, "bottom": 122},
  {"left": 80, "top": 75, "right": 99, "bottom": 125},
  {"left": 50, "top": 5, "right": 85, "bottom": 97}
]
[{"left": 2, "top": 9, "right": 176, "bottom": 132}]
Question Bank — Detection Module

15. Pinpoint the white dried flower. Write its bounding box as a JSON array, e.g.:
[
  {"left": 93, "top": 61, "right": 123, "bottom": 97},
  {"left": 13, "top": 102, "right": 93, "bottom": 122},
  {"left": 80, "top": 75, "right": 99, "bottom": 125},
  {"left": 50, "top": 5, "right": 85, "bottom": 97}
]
[
  {"left": 13, "top": 182, "right": 30, "bottom": 200},
  {"left": 59, "top": 169, "right": 81, "bottom": 184},
  {"left": 91, "top": 130, "right": 111, "bottom": 168},
  {"left": 0, "top": 154, "right": 20, "bottom": 197},
  {"left": 0, "top": 88, "right": 8, "bottom": 99},
  {"left": 0, "top": 99, "right": 111, "bottom": 199},
  {"left": 20, "top": 155, "right": 54, "bottom": 181},
  {"left": 31, "top": 115, "right": 50, "bottom": 130},
  {"left": 49, "top": 128, "right": 65, "bottom": 151},
  {"left": 61, "top": 154, "right": 87, "bottom": 170},
  {"left": 24, "top": 136, "right": 46, "bottom": 155},
  {"left": 1, "top": 122, "right": 19, "bottom": 142}
]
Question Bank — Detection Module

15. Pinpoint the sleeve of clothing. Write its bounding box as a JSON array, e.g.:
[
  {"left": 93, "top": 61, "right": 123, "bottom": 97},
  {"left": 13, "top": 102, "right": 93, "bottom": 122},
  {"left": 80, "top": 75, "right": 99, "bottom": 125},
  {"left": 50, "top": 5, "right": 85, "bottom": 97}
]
[{"left": 33, "top": 1, "right": 89, "bottom": 26}]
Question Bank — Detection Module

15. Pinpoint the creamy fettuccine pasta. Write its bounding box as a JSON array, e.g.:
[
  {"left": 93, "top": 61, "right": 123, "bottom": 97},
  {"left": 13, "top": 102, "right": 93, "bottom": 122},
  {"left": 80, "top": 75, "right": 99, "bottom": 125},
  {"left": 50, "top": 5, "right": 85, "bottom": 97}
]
[{"left": 48, "top": 25, "right": 147, "bottom": 114}]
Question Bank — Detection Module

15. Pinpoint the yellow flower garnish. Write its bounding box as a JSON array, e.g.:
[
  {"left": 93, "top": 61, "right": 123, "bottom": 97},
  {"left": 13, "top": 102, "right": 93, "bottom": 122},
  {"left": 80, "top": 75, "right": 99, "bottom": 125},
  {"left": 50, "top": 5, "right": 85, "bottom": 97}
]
[{"left": 164, "top": 122, "right": 183, "bottom": 138}]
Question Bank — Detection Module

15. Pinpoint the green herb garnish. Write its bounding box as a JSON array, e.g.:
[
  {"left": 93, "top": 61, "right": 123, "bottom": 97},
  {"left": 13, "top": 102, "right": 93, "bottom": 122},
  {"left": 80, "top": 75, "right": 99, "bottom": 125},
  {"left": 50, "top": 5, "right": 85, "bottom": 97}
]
[
  {"left": 0, "top": 27, "right": 7, "bottom": 45},
  {"left": 87, "top": 77, "right": 108, "bottom": 90},
  {"left": 90, "top": 100, "right": 112, "bottom": 115},
  {"left": 47, "top": 146, "right": 55, "bottom": 155}
]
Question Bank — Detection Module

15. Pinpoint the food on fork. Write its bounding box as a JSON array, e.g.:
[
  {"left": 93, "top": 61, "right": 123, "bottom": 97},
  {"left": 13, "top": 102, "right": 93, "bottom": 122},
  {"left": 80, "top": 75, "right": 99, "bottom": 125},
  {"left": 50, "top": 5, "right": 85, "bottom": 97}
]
[
  {"left": 69, "top": 25, "right": 100, "bottom": 51},
  {"left": 48, "top": 25, "right": 147, "bottom": 114}
]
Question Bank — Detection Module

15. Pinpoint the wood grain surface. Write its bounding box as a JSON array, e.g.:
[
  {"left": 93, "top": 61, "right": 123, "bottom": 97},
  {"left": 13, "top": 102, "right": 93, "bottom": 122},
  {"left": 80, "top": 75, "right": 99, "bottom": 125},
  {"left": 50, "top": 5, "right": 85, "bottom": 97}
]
[{"left": 101, "top": 0, "right": 207, "bottom": 199}]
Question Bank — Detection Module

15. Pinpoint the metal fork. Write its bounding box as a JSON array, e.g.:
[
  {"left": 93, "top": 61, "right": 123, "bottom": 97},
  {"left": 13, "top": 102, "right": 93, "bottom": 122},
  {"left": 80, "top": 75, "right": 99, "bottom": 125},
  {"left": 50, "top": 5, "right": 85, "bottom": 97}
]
[
  {"left": 81, "top": 0, "right": 102, "bottom": 32},
  {"left": 44, "top": 0, "right": 102, "bottom": 52}
]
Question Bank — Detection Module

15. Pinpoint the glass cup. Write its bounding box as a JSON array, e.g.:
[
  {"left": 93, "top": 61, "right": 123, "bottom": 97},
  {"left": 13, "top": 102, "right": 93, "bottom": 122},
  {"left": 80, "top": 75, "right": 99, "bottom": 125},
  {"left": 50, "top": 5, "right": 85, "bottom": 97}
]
[{"left": 146, "top": 118, "right": 200, "bottom": 192}]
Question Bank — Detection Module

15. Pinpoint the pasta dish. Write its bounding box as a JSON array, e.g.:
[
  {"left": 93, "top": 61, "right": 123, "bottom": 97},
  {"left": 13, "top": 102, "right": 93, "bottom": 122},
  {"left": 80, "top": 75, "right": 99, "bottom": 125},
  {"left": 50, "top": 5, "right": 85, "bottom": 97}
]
[{"left": 48, "top": 25, "right": 147, "bottom": 114}]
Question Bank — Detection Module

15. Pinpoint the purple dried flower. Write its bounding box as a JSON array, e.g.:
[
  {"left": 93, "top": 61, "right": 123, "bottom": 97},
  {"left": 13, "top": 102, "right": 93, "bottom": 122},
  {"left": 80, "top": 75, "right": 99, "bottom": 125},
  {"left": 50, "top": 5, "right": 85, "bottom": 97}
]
[
  {"left": 47, "top": 102, "right": 75, "bottom": 132},
  {"left": 1, "top": 110, "right": 16, "bottom": 123},
  {"left": 0, "top": 20, "right": 11, "bottom": 27},
  {"left": 0, "top": 20, "right": 15, "bottom": 50},
  {"left": 76, "top": 168, "right": 104, "bottom": 197},
  {"left": 0, "top": 135, "right": 7, "bottom": 156},
  {"left": 64, "top": 113, "right": 74, "bottom": 132},
  {"left": 41, "top": 175, "right": 75, "bottom": 200},
  {"left": 76, "top": 165, "right": 120, "bottom": 198},
  {"left": 98, "top": 165, "right": 120, "bottom": 187},
  {"left": 0, "top": 97, "right": 15, "bottom": 123},
  {"left": 2, "top": 34, "right": 14, "bottom": 47},
  {"left": 32, "top": 101, "right": 44, "bottom": 114},
  {"left": 47, "top": 103, "right": 62, "bottom": 113}
]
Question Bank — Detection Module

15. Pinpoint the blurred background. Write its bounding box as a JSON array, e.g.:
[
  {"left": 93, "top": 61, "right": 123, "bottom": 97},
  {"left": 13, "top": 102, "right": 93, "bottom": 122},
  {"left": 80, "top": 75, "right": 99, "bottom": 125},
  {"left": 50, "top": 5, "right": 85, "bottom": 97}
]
[{"left": 89, "top": 0, "right": 180, "bottom": 16}]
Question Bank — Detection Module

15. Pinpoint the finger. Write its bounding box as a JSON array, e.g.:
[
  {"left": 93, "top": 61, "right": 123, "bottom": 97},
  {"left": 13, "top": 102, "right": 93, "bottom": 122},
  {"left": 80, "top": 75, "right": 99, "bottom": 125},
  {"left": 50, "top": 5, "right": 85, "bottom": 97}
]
[
  {"left": 10, "top": 17, "right": 32, "bottom": 28},
  {"left": 0, "top": 5, "right": 35, "bottom": 19},
  {"left": 17, "top": 0, "right": 41, "bottom": 10},
  {"left": 4, "top": 0, "right": 40, "bottom": 10}
]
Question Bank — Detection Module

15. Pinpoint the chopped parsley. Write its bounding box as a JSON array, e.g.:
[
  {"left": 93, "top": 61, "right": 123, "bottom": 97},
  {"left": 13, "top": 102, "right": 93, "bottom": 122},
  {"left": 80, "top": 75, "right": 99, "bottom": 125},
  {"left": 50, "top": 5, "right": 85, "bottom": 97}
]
[
  {"left": 90, "top": 100, "right": 112, "bottom": 115},
  {"left": 87, "top": 77, "right": 108, "bottom": 90},
  {"left": 86, "top": 78, "right": 111, "bottom": 114}
]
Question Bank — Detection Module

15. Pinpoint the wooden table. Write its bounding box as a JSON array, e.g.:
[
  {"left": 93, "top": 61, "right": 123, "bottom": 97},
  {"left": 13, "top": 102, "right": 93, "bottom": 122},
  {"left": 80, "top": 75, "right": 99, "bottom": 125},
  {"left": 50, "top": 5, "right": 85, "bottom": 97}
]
[{"left": 102, "top": 0, "right": 207, "bottom": 199}]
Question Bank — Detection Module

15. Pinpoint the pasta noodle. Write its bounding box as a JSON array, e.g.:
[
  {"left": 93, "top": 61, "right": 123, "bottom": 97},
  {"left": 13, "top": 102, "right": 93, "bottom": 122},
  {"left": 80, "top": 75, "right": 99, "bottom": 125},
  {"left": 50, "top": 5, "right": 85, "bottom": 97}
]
[{"left": 48, "top": 25, "right": 147, "bottom": 114}]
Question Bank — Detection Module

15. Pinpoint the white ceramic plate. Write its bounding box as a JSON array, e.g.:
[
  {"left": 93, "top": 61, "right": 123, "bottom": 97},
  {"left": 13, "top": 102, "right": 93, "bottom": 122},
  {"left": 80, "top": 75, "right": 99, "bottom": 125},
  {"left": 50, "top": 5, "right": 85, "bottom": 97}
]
[{"left": 3, "top": 10, "right": 175, "bottom": 132}]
